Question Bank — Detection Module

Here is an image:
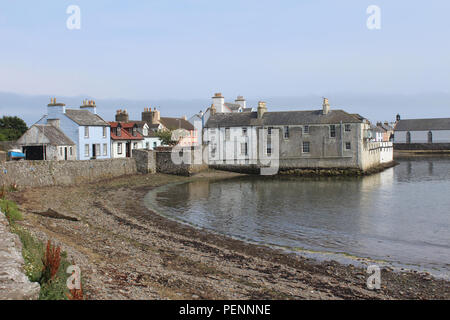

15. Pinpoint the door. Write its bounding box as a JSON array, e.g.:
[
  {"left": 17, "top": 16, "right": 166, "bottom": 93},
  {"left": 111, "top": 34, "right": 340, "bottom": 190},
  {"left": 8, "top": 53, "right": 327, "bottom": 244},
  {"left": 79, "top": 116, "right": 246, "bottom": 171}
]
[
  {"left": 64, "top": 147, "right": 68, "bottom": 160},
  {"left": 92, "top": 144, "right": 96, "bottom": 158},
  {"left": 126, "top": 142, "right": 131, "bottom": 158}
]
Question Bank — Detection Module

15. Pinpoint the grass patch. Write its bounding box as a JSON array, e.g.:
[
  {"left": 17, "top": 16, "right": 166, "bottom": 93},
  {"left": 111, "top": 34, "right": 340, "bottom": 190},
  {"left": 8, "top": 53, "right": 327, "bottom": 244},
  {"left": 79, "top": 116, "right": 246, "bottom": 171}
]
[{"left": 1, "top": 198, "right": 81, "bottom": 300}]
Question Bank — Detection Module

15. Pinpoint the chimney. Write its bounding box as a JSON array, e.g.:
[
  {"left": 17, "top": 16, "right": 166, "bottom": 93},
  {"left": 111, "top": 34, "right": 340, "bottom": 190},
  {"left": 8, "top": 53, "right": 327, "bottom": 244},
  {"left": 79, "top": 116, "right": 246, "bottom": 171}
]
[
  {"left": 47, "top": 119, "right": 60, "bottom": 128},
  {"left": 257, "top": 101, "right": 267, "bottom": 119},
  {"left": 212, "top": 92, "right": 225, "bottom": 113},
  {"left": 80, "top": 99, "right": 97, "bottom": 114},
  {"left": 235, "top": 96, "right": 246, "bottom": 109},
  {"left": 182, "top": 115, "right": 187, "bottom": 121},
  {"left": 47, "top": 97, "right": 66, "bottom": 118},
  {"left": 142, "top": 107, "right": 160, "bottom": 124},
  {"left": 322, "top": 97, "right": 330, "bottom": 115},
  {"left": 115, "top": 109, "right": 129, "bottom": 122},
  {"left": 210, "top": 103, "right": 216, "bottom": 116}
]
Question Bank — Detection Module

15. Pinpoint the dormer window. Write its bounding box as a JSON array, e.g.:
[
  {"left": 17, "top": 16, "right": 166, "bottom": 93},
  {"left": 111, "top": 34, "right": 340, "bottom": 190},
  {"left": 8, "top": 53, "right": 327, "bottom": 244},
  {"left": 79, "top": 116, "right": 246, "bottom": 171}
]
[
  {"left": 116, "top": 124, "right": 121, "bottom": 137},
  {"left": 132, "top": 126, "right": 137, "bottom": 137}
]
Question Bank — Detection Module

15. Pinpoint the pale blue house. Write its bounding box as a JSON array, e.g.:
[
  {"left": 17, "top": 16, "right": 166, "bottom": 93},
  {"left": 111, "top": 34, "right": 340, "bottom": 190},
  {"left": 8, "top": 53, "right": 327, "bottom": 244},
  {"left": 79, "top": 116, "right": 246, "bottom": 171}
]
[{"left": 36, "top": 98, "right": 111, "bottom": 160}]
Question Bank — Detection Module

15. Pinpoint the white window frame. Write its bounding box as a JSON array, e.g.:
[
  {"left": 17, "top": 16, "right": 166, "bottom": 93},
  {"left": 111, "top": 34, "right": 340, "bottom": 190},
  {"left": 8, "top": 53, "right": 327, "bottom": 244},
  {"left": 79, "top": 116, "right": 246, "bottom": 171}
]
[
  {"left": 302, "top": 141, "right": 310, "bottom": 153},
  {"left": 84, "top": 126, "right": 89, "bottom": 138},
  {"left": 84, "top": 144, "right": 89, "bottom": 157},
  {"left": 103, "top": 143, "right": 107, "bottom": 156}
]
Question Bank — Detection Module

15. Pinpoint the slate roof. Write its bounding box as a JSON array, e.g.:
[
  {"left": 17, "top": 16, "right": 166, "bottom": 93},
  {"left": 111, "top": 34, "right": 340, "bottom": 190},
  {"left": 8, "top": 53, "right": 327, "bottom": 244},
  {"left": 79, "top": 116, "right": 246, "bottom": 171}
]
[
  {"left": 65, "top": 109, "right": 109, "bottom": 126},
  {"left": 394, "top": 118, "right": 450, "bottom": 131},
  {"left": 224, "top": 103, "right": 241, "bottom": 111},
  {"left": 33, "top": 125, "right": 75, "bottom": 146},
  {"left": 159, "top": 117, "right": 194, "bottom": 131},
  {"left": 205, "top": 110, "right": 364, "bottom": 128}
]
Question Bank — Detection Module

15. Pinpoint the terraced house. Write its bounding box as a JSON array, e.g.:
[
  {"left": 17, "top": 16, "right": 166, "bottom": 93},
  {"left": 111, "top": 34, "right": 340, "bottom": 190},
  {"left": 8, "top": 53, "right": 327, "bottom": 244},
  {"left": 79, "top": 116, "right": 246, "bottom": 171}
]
[
  {"left": 36, "top": 98, "right": 111, "bottom": 160},
  {"left": 204, "top": 98, "right": 393, "bottom": 171}
]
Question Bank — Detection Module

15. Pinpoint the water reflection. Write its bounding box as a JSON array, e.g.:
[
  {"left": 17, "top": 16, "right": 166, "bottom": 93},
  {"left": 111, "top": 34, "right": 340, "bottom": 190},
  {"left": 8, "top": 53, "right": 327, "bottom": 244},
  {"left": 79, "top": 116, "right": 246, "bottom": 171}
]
[{"left": 148, "top": 158, "right": 450, "bottom": 274}]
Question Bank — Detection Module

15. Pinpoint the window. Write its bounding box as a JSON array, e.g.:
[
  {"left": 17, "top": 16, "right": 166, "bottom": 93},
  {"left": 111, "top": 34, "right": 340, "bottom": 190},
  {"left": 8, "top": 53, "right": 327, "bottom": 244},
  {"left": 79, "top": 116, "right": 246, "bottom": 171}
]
[
  {"left": 132, "top": 126, "right": 137, "bottom": 137},
  {"left": 345, "top": 124, "right": 351, "bottom": 132},
  {"left": 116, "top": 125, "right": 121, "bottom": 137},
  {"left": 428, "top": 131, "right": 433, "bottom": 143},
  {"left": 69, "top": 147, "right": 73, "bottom": 156},
  {"left": 95, "top": 144, "right": 100, "bottom": 156},
  {"left": 84, "top": 144, "right": 89, "bottom": 157},
  {"left": 146, "top": 142, "right": 150, "bottom": 149},
  {"left": 225, "top": 128, "right": 230, "bottom": 140},
  {"left": 268, "top": 127, "right": 273, "bottom": 135},
  {"left": 242, "top": 128, "right": 247, "bottom": 136},
  {"left": 330, "top": 125, "right": 336, "bottom": 138},
  {"left": 59, "top": 147, "right": 63, "bottom": 156},
  {"left": 267, "top": 142, "right": 272, "bottom": 155},
  {"left": 211, "top": 143, "right": 217, "bottom": 157},
  {"left": 133, "top": 142, "right": 138, "bottom": 149},
  {"left": 303, "top": 125, "right": 309, "bottom": 134},
  {"left": 103, "top": 143, "right": 107, "bottom": 156},
  {"left": 284, "top": 126, "right": 289, "bottom": 139},
  {"left": 302, "top": 142, "right": 310, "bottom": 153},
  {"left": 153, "top": 142, "right": 157, "bottom": 148},
  {"left": 103, "top": 127, "right": 107, "bottom": 138},
  {"left": 406, "top": 131, "right": 411, "bottom": 144},
  {"left": 241, "top": 142, "right": 248, "bottom": 156},
  {"left": 346, "top": 142, "right": 351, "bottom": 150},
  {"left": 118, "top": 143, "right": 123, "bottom": 154},
  {"left": 84, "top": 126, "right": 89, "bottom": 138}
]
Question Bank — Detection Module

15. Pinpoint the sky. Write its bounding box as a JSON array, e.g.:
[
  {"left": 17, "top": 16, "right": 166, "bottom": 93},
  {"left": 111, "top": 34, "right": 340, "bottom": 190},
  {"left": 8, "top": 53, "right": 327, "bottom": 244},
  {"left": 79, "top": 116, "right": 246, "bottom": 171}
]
[{"left": 1, "top": 0, "right": 450, "bottom": 124}]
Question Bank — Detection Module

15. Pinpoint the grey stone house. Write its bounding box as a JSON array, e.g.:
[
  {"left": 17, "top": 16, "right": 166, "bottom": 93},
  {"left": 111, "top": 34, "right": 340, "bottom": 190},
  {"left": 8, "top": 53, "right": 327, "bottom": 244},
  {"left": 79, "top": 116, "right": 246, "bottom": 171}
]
[
  {"left": 16, "top": 124, "right": 77, "bottom": 160},
  {"left": 204, "top": 99, "right": 393, "bottom": 172}
]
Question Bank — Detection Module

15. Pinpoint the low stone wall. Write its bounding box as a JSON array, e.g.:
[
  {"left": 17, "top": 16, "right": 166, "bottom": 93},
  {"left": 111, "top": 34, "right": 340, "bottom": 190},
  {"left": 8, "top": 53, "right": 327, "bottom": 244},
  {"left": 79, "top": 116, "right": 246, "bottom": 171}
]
[
  {"left": 0, "top": 211, "right": 40, "bottom": 300},
  {"left": 0, "top": 158, "right": 137, "bottom": 188},
  {"left": 132, "top": 149, "right": 156, "bottom": 174},
  {"left": 394, "top": 143, "right": 450, "bottom": 151},
  {"left": 156, "top": 148, "right": 208, "bottom": 176}
]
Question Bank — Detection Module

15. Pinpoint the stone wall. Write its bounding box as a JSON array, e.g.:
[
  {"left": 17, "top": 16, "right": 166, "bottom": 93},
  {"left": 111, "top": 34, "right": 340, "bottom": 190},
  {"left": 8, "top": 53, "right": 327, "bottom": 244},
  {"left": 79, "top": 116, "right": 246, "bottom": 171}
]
[
  {"left": 0, "top": 158, "right": 137, "bottom": 188},
  {"left": 394, "top": 143, "right": 450, "bottom": 151},
  {"left": 0, "top": 151, "right": 6, "bottom": 163},
  {"left": 155, "top": 147, "right": 208, "bottom": 176},
  {"left": 0, "top": 211, "right": 40, "bottom": 300},
  {"left": 132, "top": 149, "right": 156, "bottom": 174}
]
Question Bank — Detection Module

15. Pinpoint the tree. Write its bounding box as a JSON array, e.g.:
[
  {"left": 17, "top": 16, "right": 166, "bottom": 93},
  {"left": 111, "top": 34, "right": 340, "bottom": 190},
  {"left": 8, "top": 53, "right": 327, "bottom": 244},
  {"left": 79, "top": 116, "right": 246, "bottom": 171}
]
[
  {"left": 0, "top": 116, "right": 28, "bottom": 141},
  {"left": 154, "top": 130, "right": 177, "bottom": 146}
]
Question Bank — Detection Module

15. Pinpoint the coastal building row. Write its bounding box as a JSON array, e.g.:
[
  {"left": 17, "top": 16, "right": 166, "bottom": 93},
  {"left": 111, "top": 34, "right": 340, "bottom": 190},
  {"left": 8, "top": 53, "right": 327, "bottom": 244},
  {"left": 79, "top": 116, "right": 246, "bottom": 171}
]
[{"left": 16, "top": 99, "right": 195, "bottom": 161}]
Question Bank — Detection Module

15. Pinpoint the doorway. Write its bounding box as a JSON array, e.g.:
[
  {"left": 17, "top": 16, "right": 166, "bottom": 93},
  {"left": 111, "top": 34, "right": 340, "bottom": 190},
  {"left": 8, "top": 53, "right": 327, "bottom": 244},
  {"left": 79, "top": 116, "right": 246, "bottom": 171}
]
[{"left": 126, "top": 142, "right": 131, "bottom": 158}]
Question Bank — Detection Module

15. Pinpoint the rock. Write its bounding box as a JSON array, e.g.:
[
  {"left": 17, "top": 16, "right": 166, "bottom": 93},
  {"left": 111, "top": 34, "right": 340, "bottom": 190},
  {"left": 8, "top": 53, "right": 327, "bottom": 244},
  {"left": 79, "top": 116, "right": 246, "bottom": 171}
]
[{"left": 0, "top": 211, "right": 40, "bottom": 300}]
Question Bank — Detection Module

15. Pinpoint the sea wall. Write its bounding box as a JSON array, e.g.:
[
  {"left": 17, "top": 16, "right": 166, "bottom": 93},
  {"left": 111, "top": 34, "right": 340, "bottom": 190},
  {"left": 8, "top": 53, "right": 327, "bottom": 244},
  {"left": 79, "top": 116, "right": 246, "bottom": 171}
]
[
  {"left": 394, "top": 143, "right": 450, "bottom": 151},
  {"left": 0, "top": 158, "right": 137, "bottom": 188},
  {"left": 155, "top": 147, "right": 208, "bottom": 176},
  {"left": 132, "top": 149, "right": 156, "bottom": 174}
]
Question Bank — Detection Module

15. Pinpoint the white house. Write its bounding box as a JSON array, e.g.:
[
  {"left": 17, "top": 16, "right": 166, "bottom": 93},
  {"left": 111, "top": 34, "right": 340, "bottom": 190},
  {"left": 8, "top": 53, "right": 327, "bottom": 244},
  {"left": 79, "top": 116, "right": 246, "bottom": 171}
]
[
  {"left": 394, "top": 117, "right": 450, "bottom": 143},
  {"left": 36, "top": 98, "right": 111, "bottom": 160}
]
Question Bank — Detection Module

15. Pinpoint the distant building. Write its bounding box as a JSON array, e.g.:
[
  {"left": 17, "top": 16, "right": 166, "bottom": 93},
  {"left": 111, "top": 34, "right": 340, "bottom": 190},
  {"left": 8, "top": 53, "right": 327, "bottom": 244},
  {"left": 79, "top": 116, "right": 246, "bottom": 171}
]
[
  {"left": 109, "top": 121, "right": 144, "bottom": 158},
  {"left": 370, "top": 124, "right": 384, "bottom": 142},
  {"left": 189, "top": 93, "right": 254, "bottom": 131},
  {"left": 36, "top": 99, "right": 111, "bottom": 160},
  {"left": 115, "top": 107, "right": 196, "bottom": 146},
  {"left": 376, "top": 122, "right": 394, "bottom": 142},
  {"left": 16, "top": 124, "right": 77, "bottom": 160},
  {"left": 394, "top": 117, "right": 450, "bottom": 144},
  {"left": 204, "top": 98, "right": 393, "bottom": 171}
]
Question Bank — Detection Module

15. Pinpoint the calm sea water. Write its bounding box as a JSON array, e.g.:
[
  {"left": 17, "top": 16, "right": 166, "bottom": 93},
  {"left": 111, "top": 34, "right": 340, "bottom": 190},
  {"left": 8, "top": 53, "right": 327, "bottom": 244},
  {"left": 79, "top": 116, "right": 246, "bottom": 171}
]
[{"left": 144, "top": 158, "right": 450, "bottom": 277}]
